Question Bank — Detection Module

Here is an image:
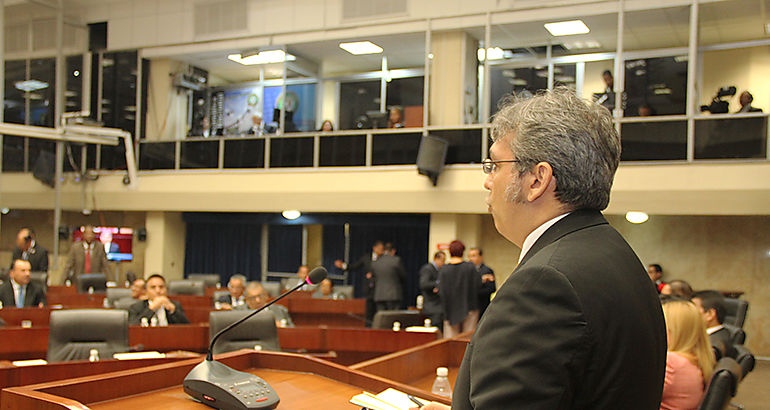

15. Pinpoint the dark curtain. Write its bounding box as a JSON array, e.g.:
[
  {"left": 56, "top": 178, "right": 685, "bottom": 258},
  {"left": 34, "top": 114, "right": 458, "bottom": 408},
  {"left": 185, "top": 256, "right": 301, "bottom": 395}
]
[
  {"left": 184, "top": 222, "right": 262, "bottom": 283},
  {"left": 267, "top": 225, "right": 303, "bottom": 273},
  {"left": 349, "top": 220, "right": 429, "bottom": 307},
  {"left": 322, "top": 224, "right": 346, "bottom": 284}
]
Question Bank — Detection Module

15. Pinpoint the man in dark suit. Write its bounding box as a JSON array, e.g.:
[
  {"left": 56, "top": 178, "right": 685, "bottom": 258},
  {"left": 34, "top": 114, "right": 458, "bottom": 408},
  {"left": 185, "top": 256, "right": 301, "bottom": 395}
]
[
  {"left": 418, "top": 89, "right": 666, "bottom": 410},
  {"left": 0, "top": 259, "right": 46, "bottom": 308},
  {"left": 371, "top": 243, "right": 406, "bottom": 312},
  {"left": 468, "top": 247, "right": 496, "bottom": 317},
  {"left": 216, "top": 274, "right": 246, "bottom": 309},
  {"left": 12, "top": 228, "right": 48, "bottom": 272},
  {"left": 62, "top": 225, "right": 112, "bottom": 282},
  {"left": 419, "top": 251, "right": 446, "bottom": 326},
  {"left": 692, "top": 290, "right": 736, "bottom": 358},
  {"left": 128, "top": 274, "right": 189, "bottom": 325},
  {"left": 335, "top": 240, "right": 384, "bottom": 325}
]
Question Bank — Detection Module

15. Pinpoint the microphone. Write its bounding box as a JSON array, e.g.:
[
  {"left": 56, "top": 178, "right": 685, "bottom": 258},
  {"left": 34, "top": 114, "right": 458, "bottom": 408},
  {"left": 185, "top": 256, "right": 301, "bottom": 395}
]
[{"left": 183, "top": 267, "right": 327, "bottom": 409}]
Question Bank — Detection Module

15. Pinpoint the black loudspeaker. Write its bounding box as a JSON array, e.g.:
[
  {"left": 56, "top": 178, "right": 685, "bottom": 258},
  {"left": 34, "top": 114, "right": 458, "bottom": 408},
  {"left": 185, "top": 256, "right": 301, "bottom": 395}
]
[
  {"left": 137, "top": 227, "right": 147, "bottom": 242},
  {"left": 88, "top": 22, "right": 107, "bottom": 52},
  {"left": 416, "top": 135, "right": 449, "bottom": 186},
  {"left": 33, "top": 151, "right": 56, "bottom": 188},
  {"left": 58, "top": 226, "right": 70, "bottom": 240}
]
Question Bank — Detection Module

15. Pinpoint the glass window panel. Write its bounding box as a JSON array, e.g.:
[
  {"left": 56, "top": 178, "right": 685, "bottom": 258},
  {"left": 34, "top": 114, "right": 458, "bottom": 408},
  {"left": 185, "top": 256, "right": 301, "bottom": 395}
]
[
  {"left": 700, "top": 0, "right": 767, "bottom": 46},
  {"left": 139, "top": 142, "right": 176, "bottom": 170},
  {"left": 4, "top": 60, "right": 26, "bottom": 124},
  {"left": 99, "top": 51, "right": 138, "bottom": 135},
  {"left": 553, "top": 64, "right": 577, "bottom": 90},
  {"left": 429, "top": 129, "right": 483, "bottom": 164},
  {"left": 620, "top": 121, "right": 687, "bottom": 161},
  {"left": 624, "top": 56, "right": 688, "bottom": 117},
  {"left": 269, "top": 136, "right": 313, "bottom": 167},
  {"left": 66, "top": 55, "right": 83, "bottom": 113},
  {"left": 488, "top": 67, "right": 547, "bottom": 116},
  {"left": 694, "top": 117, "right": 767, "bottom": 159},
  {"left": 28, "top": 139, "right": 56, "bottom": 172},
  {"left": 29, "top": 58, "right": 55, "bottom": 127},
  {"left": 386, "top": 76, "right": 424, "bottom": 128},
  {"left": 99, "top": 144, "right": 126, "bottom": 170},
  {"left": 223, "top": 139, "right": 265, "bottom": 169},
  {"left": 319, "top": 134, "right": 366, "bottom": 166},
  {"left": 623, "top": 7, "right": 690, "bottom": 51},
  {"left": 583, "top": 60, "right": 615, "bottom": 111},
  {"left": 63, "top": 143, "right": 85, "bottom": 173},
  {"left": 2, "top": 135, "right": 26, "bottom": 172},
  {"left": 180, "top": 140, "right": 219, "bottom": 169},
  {"left": 700, "top": 44, "right": 768, "bottom": 115},
  {"left": 339, "top": 80, "right": 380, "bottom": 130},
  {"left": 371, "top": 132, "right": 421, "bottom": 165},
  {"left": 85, "top": 144, "right": 98, "bottom": 170}
]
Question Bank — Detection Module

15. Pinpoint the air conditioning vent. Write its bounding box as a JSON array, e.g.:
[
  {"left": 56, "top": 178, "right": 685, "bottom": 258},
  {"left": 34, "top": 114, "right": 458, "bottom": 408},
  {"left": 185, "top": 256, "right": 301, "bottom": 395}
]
[
  {"left": 342, "top": 0, "right": 408, "bottom": 21},
  {"left": 194, "top": 0, "right": 248, "bottom": 38}
]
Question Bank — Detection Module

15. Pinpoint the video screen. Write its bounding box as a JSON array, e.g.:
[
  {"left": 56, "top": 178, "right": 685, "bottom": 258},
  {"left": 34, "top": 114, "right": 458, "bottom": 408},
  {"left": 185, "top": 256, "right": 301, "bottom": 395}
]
[{"left": 72, "top": 226, "right": 134, "bottom": 261}]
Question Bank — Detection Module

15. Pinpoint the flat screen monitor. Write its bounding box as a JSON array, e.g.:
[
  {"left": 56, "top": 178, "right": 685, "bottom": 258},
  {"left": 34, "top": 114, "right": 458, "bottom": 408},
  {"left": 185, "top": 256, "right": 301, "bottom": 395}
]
[{"left": 73, "top": 226, "right": 134, "bottom": 261}]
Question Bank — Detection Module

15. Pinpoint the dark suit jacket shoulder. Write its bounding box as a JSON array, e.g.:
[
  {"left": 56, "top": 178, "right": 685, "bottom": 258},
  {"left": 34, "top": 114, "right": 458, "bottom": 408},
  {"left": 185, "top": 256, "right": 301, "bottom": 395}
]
[
  {"left": 419, "top": 263, "right": 441, "bottom": 313},
  {"left": 371, "top": 254, "right": 406, "bottom": 302},
  {"left": 710, "top": 327, "right": 736, "bottom": 358},
  {"left": 0, "top": 280, "right": 46, "bottom": 307},
  {"left": 127, "top": 299, "right": 189, "bottom": 325},
  {"left": 453, "top": 210, "right": 667, "bottom": 410},
  {"left": 12, "top": 244, "right": 49, "bottom": 272}
]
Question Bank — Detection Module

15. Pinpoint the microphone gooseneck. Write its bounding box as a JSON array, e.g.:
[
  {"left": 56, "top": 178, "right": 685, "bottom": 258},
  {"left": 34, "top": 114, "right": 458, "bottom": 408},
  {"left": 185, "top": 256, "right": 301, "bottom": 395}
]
[{"left": 205, "top": 266, "right": 328, "bottom": 361}]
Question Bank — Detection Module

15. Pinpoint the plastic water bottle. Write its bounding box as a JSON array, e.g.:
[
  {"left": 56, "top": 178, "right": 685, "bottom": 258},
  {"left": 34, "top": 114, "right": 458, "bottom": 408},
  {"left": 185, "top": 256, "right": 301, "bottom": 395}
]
[
  {"left": 431, "top": 367, "right": 452, "bottom": 398},
  {"left": 140, "top": 317, "right": 149, "bottom": 327},
  {"left": 416, "top": 295, "right": 424, "bottom": 309},
  {"left": 89, "top": 349, "right": 100, "bottom": 362},
  {"left": 88, "top": 286, "right": 94, "bottom": 294},
  {"left": 65, "top": 279, "right": 71, "bottom": 287},
  {"left": 392, "top": 321, "right": 401, "bottom": 331},
  {"left": 150, "top": 316, "right": 158, "bottom": 327},
  {"left": 102, "top": 298, "right": 110, "bottom": 308},
  {"left": 424, "top": 318, "right": 432, "bottom": 327}
]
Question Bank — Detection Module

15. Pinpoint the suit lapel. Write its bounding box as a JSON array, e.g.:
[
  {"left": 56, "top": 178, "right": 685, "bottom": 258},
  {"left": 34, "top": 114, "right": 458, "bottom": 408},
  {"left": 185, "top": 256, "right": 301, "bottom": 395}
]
[{"left": 515, "top": 209, "right": 609, "bottom": 272}]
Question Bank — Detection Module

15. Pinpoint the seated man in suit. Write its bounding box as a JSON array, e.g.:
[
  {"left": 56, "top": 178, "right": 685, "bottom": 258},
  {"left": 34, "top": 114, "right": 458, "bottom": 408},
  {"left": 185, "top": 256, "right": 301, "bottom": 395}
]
[
  {"left": 130, "top": 278, "right": 147, "bottom": 300},
  {"left": 128, "top": 274, "right": 189, "bottom": 326},
  {"left": 216, "top": 274, "right": 246, "bottom": 309},
  {"left": 283, "top": 265, "right": 313, "bottom": 291},
  {"left": 238, "top": 282, "right": 294, "bottom": 327},
  {"left": 12, "top": 228, "right": 49, "bottom": 272},
  {"left": 691, "top": 290, "right": 736, "bottom": 358},
  {"left": 0, "top": 259, "right": 46, "bottom": 308},
  {"left": 312, "top": 278, "right": 346, "bottom": 300}
]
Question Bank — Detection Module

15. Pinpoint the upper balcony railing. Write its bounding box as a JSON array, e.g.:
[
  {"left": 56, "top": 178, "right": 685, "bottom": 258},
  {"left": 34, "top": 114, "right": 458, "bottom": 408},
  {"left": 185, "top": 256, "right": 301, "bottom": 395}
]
[{"left": 2, "top": 114, "right": 768, "bottom": 175}]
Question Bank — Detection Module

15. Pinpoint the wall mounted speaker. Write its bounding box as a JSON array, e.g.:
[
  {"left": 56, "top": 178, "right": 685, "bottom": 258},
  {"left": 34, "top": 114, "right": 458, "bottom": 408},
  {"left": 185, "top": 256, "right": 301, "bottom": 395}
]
[
  {"left": 416, "top": 135, "right": 449, "bottom": 186},
  {"left": 137, "top": 227, "right": 147, "bottom": 242}
]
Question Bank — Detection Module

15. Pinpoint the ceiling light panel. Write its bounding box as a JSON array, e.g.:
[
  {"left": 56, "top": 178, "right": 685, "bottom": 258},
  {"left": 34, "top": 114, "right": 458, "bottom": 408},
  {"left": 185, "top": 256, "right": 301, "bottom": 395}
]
[
  {"left": 544, "top": 20, "right": 591, "bottom": 36},
  {"left": 339, "top": 41, "right": 383, "bottom": 55}
]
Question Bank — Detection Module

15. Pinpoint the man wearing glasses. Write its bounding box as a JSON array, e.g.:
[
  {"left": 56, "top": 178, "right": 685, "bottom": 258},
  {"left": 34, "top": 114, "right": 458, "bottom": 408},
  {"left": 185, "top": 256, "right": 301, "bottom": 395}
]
[{"left": 416, "top": 88, "right": 666, "bottom": 409}]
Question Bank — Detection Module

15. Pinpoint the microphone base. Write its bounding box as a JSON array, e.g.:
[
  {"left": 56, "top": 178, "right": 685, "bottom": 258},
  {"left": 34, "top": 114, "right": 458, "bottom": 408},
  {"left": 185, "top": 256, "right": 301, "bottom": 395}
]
[{"left": 183, "top": 359, "right": 280, "bottom": 410}]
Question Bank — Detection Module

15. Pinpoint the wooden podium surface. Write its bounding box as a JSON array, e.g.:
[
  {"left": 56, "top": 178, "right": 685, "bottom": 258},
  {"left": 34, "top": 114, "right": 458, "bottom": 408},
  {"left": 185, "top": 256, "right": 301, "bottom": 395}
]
[{"left": 1, "top": 350, "right": 452, "bottom": 409}]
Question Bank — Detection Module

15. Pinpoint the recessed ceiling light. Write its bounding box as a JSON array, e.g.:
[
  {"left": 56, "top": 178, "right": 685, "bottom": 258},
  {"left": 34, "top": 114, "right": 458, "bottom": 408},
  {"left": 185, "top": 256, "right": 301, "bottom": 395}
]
[
  {"left": 544, "top": 20, "right": 590, "bottom": 36},
  {"left": 227, "top": 50, "right": 296, "bottom": 65},
  {"left": 625, "top": 211, "right": 649, "bottom": 224},
  {"left": 15, "top": 80, "right": 49, "bottom": 92},
  {"left": 339, "top": 41, "right": 383, "bottom": 55},
  {"left": 477, "top": 47, "right": 505, "bottom": 61},
  {"left": 282, "top": 210, "right": 301, "bottom": 220}
]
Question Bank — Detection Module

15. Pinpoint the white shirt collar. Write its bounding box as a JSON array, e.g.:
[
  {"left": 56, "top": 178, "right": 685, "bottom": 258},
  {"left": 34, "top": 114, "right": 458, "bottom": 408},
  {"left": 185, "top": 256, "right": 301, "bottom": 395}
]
[
  {"left": 10, "top": 278, "right": 25, "bottom": 293},
  {"left": 83, "top": 241, "right": 94, "bottom": 250},
  {"left": 518, "top": 213, "right": 571, "bottom": 264},
  {"left": 706, "top": 324, "right": 724, "bottom": 335}
]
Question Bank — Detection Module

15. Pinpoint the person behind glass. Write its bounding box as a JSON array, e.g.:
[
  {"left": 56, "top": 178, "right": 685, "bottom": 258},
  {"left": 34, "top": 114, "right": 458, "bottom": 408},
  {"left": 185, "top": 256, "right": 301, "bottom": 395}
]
[
  {"left": 468, "top": 247, "right": 496, "bottom": 317},
  {"left": 691, "top": 290, "right": 736, "bottom": 359},
  {"left": 660, "top": 299, "right": 715, "bottom": 410},
  {"left": 419, "top": 251, "right": 446, "bottom": 327},
  {"left": 217, "top": 274, "right": 246, "bottom": 309},
  {"left": 248, "top": 113, "right": 265, "bottom": 135},
  {"left": 737, "top": 91, "right": 762, "bottom": 113},
  {"left": 12, "top": 227, "right": 48, "bottom": 272},
  {"left": 602, "top": 70, "right": 614, "bottom": 93},
  {"left": 237, "top": 282, "right": 294, "bottom": 327},
  {"left": 638, "top": 103, "right": 656, "bottom": 117},
  {"left": 319, "top": 119, "right": 334, "bottom": 132},
  {"left": 648, "top": 263, "right": 666, "bottom": 293},
  {"left": 0, "top": 259, "right": 46, "bottom": 308},
  {"left": 438, "top": 240, "right": 479, "bottom": 338},
  {"left": 388, "top": 106, "right": 404, "bottom": 128},
  {"left": 128, "top": 274, "right": 189, "bottom": 326}
]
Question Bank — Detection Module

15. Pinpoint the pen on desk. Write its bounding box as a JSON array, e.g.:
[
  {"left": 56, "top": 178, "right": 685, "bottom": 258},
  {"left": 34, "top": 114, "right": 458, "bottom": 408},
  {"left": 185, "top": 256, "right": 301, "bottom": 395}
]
[{"left": 408, "top": 395, "right": 425, "bottom": 407}]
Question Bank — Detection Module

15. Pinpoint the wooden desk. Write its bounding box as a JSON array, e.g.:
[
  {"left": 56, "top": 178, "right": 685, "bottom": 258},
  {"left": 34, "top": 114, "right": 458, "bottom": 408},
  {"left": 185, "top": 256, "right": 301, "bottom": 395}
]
[
  {"left": 276, "top": 297, "right": 366, "bottom": 327},
  {"left": 0, "top": 324, "right": 439, "bottom": 365},
  {"left": 1, "top": 350, "right": 452, "bottom": 409},
  {"left": 351, "top": 337, "right": 469, "bottom": 392}
]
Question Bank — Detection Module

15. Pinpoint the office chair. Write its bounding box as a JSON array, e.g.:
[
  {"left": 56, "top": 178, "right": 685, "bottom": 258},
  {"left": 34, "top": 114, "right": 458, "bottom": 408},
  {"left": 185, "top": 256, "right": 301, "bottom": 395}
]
[
  {"left": 734, "top": 345, "right": 755, "bottom": 379},
  {"left": 261, "top": 282, "right": 281, "bottom": 298},
  {"left": 723, "top": 298, "right": 749, "bottom": 328},
  {"left": 188, "top": 273, "right": 221, "bottom": 288},
  {"left": 698, "top": 357, "right": 742, "bottom": 410},
  {"left": 167, "top": 280, "right": 205, "bottom": 296},
  {"left": 724, "top": 324, "right": 746, "bottom": 346},
  {"left": 106, "top": 288, "right": 132, "bottom": 307},
  {"left": 212, "top": 290, "right": 231, "bottom": 306},
  {"left": 76, "top": 273, "right": 108, "bottom": 293},
  {"left": 336, "top": 285, "right": 354, "bottom": 299},
  {"left": 29, "top": 271, "right": 48, "bottom": 291},
  {"left": 371, "top": 310, "right": 423, "bottom": 329},
  {"left": 113, "top": 297, "right": 138, "bottom": 310},
  {"left": 47, "top": 309, "right": 129, "bottom": 362},
  {"left": 209, "top": 310, "right": 280, "bottom": 355}
]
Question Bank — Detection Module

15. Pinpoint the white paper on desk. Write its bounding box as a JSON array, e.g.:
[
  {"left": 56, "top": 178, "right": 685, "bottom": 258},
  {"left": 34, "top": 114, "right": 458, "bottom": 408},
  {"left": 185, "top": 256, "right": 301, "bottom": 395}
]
[
  {"left": 12, "top": 359, "right": 47, "bottom": 366},
  {"left": 113, "top": 351, "right": 165, "bottom": 360},
  {"left": 404, "top": 326, "right": 439, "bottom": 333},
  {"left": 376, "top": 388, "right": 431, "bottom": 409}
]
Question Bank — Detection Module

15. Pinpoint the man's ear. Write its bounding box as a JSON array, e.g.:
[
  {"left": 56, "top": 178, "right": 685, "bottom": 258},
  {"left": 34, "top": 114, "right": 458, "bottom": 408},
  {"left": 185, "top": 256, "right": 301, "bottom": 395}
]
[{"left": 526, "top": 162, "right": 556, "bottom": 202}]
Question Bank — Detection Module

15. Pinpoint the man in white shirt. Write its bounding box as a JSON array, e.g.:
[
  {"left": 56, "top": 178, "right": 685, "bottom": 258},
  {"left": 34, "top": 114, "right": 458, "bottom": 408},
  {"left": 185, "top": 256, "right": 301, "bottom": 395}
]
[
  {"left": 216, "top": 274, "right": 247, "bottom": 309},
  {"left": 0, "top": 259, "right": 46, "bottom": 308},
  {"left": 127, "top": 274, "right": 189, "bottom": 326}
]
